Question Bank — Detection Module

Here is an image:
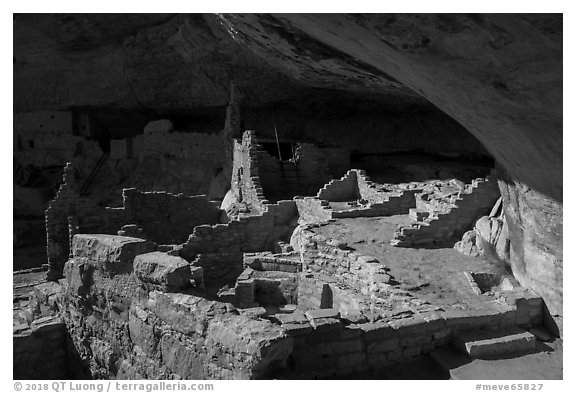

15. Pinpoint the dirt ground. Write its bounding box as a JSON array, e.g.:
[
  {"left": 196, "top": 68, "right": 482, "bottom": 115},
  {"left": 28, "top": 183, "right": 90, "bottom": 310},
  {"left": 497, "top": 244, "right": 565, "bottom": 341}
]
[{"left": 312, "top": 215, "right": 514, "bottom": 312}]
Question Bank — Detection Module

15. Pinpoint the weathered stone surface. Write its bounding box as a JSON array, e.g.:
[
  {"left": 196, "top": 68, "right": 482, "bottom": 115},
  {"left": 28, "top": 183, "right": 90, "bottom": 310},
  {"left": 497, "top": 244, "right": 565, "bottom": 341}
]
[
  {"left": 128, "top": 305, "right": 158, "bottom": 355},
  {"left": 498, "top": 178, "right": 563, "bottom": 316},
  {"left": 204, "top": 313, "right": 294, "bottom": 377},
  {"left": 134, "top": 252, "right": 192, "bottom": 289},
  {"left": 30, "top": 315, "right": 64, "bottom": 333},
  {"left": 305, "top": 308, "right": 340, "bottom": 320},
  {"left": 160, "top": 333, "right": 205, "bottom": 379},
  {"left": 453, "top": 328, "right": 536, "bottom": 359},
  {"left": 32, "top": 281, "right": 62, "bottom": 303},
  {"left": 454, "top": 229, "right": 482, "bottom": 257},
  {"left": 63, "top": 258, "right": 95, "bottom": 295},
  {"left": 72, "top": 234, "right": 155, "bottom": 274},
  {"left": 274, "top": 310, "right": 309, "bottom": 325}
]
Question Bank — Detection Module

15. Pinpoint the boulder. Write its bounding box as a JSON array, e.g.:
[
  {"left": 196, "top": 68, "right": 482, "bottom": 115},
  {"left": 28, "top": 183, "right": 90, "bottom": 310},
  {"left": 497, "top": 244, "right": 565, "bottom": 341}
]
[
  {"left": 72, "top": 234, "right": 155, "bottom": 274},
  {"left": 134, "top": 252, "right": 192, "bottom": 289}
]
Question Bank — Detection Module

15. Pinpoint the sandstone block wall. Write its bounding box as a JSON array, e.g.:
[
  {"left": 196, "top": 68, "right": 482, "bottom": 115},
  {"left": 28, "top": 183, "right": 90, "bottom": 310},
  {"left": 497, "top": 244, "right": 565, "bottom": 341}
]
[
  {"left": 315, "top": 169, "right": 418, "bottom": 218},
  {"left": 27, "top": 224, "right": 547, "bottom": 380},
  {"left": 232, "top": 131, "right": 351, "bottom": 210},
  {"left": 14, "top": 110, "right": 104, "bottom": 217},
  {"left": 294, "top": 197, "right": 333, "bottom": 223},
  {"left": 297, "top": 275, "right": 367, "bottom": 315},
  {"left": 393, "top": 176, "right": 500, "bottom": 247},
  {"left": 291, "top": 227, "right": 402, "bottom": 313},
  {"left": 107, "top": 128, "right": 229, "bottom": 200},
  {"left": 181, "top": 201, "right": 298, "bottom": 256},
  {"left": 316, "top": 170, "right": 359, "bottom": 201},
  {"left": 51, "top": 233, "right": 294, "bottom": 379},
  {"left": 46, "top": 163, "right": 224, "bottom": 278},
  {"left": 234, "top": 268, "right": 300, "bottom": 307},
  {"left": 280, "top": 299, "right": 541, "bottom": 378},
  {"left": 231, "top": 130, "right": 268, "bottom": 213},
  {"left": 117, "top": 188, "right": 222, "bottom": 244},
  {"left": 257, "top": 143, "right": 331, "bottom": 201}
]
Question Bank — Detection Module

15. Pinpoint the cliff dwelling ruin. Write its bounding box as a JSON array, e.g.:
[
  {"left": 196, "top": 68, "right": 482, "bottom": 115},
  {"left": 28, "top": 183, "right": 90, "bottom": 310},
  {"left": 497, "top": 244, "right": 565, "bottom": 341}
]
[{"left": 12, "top": 13, "right": 563, "bottom": 381}]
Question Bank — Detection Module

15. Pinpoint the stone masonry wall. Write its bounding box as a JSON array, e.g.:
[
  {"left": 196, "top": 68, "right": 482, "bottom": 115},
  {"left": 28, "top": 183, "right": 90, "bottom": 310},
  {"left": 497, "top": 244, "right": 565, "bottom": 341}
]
[
  {"left": 316, "top": 170, "right": 360, "bottom": 202},
  {"left": 111, "top": 188, "right": 222, "bottom": 244},
  {"left": 392, "top": 176, "right": 500, "bottom": 247},
  {"left": 108, "top": 128, "right": 230, "bottom": 201},
  {"left": 231, "top": 130, "right": 268, "bottom": 213},
  {"left": 231, "top": 131, "right": 349, "bottom": 209},
  {"left": 314, "top": 169, "right": 418, "bottom": 219},
  {"left": 28, "top": 230, "right": 545, "bottom": 379},
  {"left": 280, "top": 224, "right": 545, "bottom": 378},
  {"left": 179, "top": 201, "right": 298, "bottom": 286},
  {"left": 290, "top": 226, "right": 401, "bottom": 315},
  {"left": 51, "top": 234, "right": 294, "bottom": 379},
  {"left": 257, "top": 143, "right": 332, "bottom": 202},
  {"left": 180, "top": 201, "right": 297, "bottom": 257},
  {"left": 46, "top": 164, "right": 224, "bottom": 279},
  {"left": 294, "top": 198, "right": 333, "bottom": 224},
  {"left": 277, "top": 295, "right": 542, "bottom": 379},
  {"left": 45, "top": 164, "right": 111, "bottom": 279}
]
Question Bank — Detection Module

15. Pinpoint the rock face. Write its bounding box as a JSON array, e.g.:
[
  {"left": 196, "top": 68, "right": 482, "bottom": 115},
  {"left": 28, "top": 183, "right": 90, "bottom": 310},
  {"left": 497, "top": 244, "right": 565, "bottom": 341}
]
[
  {"left": 219, "top": 14, "right": 562, "bottom": 202},
  {"left": 497, "top": 179, "right": 563, "bottom": 317},
  {"left": 133, "top": 252, "right": 192, "bottom": 289},
  {"left": 13, "top": 14, "right": 302, "bottom": 115},
  {"left": 456, "top": 177, "right": 563, "bottom": 319}
]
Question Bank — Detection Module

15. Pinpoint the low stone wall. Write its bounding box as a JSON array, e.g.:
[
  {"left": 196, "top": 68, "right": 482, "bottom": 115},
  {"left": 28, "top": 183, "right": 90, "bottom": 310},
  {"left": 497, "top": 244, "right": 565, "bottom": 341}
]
[
  {"left": 331, "top": 191, "right": 417, "bottom": 218},
  {"left": 180, "top": 200, "right": 298, "bottom": 258},
  {"left": 392, "top": 176, "right": 500, "bottom": 247},
  {"left": 48, "top": 234, "right": 294, "bottom": 379},
  {"left": 297, "top": 274, "right": 368, "bottom": 315},
  {"left": 315, "top": 169, "right": 419, "bottom": 219},
  {"left": 234, "top": 268, "right": 300, "bottom": 308},
  {"left": 290, "top": 226, "right": 407, "bottom": 315},
  {"left": 274, "top": 294, "right": 542, "bottom": 379},
  {"left": 294, "top": 197, "right": 333, "bottom": 224}
]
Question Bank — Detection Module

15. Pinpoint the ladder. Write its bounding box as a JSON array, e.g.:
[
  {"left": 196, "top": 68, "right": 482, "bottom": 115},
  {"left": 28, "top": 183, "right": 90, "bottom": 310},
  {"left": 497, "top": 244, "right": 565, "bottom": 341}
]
[{"left": 79, "top": 152, "right": 109, "bottom": 195}]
